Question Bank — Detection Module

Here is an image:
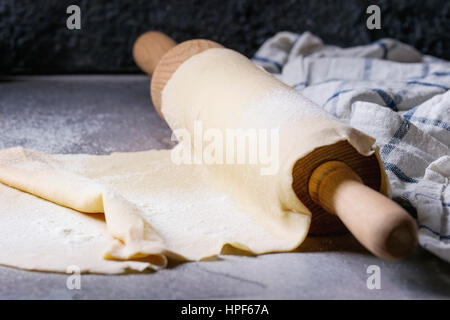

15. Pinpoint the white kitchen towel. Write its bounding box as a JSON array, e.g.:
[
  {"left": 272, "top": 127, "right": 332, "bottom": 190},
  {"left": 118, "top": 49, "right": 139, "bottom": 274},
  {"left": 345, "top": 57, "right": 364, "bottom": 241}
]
[{"left": 253, "top": 31, "right": 450, "bottom": 262}]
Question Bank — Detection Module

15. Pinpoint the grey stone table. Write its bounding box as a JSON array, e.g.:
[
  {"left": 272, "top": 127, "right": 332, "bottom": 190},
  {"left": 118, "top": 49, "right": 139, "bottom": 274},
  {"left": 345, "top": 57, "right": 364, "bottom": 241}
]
[{"left": 0, "top": 75, "right": 449, "bottom": 300}]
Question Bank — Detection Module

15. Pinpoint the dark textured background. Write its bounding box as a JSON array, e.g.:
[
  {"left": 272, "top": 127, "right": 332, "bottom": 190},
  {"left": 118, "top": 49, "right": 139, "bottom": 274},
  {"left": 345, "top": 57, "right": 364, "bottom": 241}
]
[{"left": 0, "top": 0, "right": 448, "bottom": 74}]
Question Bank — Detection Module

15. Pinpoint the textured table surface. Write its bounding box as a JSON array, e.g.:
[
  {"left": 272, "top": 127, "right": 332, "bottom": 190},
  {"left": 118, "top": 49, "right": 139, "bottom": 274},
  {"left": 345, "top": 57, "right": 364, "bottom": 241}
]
[{"left": 0, "top": 75, "right": 449, "bottom": 300}]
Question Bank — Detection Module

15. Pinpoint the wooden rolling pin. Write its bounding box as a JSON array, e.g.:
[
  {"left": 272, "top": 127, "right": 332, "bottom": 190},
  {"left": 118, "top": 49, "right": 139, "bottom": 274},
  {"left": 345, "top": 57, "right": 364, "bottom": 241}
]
[{"left": 132, "top": 31, "right": 418, "bottom": 260}]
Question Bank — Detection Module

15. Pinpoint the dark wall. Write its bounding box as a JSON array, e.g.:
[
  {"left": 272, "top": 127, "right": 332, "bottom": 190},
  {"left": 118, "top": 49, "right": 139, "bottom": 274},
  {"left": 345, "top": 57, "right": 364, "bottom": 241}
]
[{"left": 1, "top": 0, "right": 448, "bottom": 74}]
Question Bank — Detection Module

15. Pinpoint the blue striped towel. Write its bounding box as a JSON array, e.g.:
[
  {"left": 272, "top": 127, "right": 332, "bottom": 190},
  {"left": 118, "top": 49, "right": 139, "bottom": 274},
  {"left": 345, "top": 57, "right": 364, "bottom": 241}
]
[{"left": 253, "top": 31, "right": 450, "bottom": 262}]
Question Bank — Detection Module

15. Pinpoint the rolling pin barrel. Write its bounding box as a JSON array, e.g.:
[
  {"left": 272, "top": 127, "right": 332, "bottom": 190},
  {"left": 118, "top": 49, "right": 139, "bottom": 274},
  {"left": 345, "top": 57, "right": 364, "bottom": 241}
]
[{"left": 132, "top": 32, "right": 418, "bottom": 260}]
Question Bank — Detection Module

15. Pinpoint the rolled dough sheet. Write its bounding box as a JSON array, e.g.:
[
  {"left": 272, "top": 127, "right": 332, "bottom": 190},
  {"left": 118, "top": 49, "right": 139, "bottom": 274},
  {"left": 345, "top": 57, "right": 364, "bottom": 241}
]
[
  {"left": 0, "top": 182, "right": 156, "bottom": 274},
  {"left": 0, "top": 147, "right": 310, "bottom": 273},
  {"left": 0, "top": 48, "right": 386, "bottom": 274}
]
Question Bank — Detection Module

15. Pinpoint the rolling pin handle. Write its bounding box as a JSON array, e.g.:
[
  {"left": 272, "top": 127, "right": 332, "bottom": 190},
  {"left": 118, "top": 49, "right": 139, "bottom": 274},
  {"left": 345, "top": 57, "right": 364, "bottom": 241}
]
[
  {"left": 308, "top": 160, "right": 418, "bottom": 260},
  {"left": 132, "top": 31, "right": 177, "bottom": 75}
]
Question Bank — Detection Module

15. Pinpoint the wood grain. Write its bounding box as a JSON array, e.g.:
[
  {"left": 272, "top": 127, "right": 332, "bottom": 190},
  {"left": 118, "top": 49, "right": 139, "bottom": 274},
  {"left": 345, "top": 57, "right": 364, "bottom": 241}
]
[{"left": 292, "top": 140, "right": 382, "bottom": 235}]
